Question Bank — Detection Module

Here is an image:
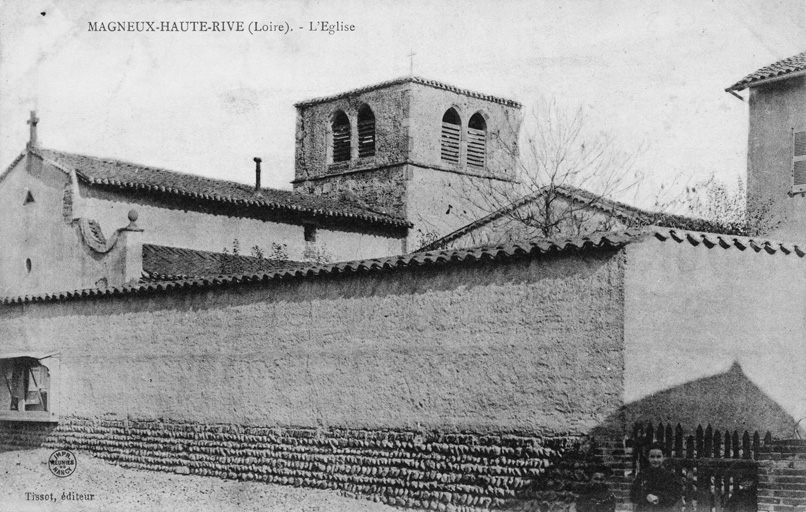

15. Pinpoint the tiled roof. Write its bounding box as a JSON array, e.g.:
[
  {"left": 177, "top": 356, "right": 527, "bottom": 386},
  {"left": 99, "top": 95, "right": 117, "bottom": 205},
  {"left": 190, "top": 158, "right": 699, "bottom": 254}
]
[
  {"left": 142, "top": 244, "right": 299, "bottom": 281},
  {"left": 0, "top": 151, "right": 26, "bottom": 187},
  {"left": 32, "top": 148, "right": 410, "bottom": 228},
  {"left": 4, "top": 228, "right": 804, "bottom": 305},
  {"left": 416, "top": 185, "right": 718, "bottom": 252},
  {"left": 294, "top": 76, "right": 522, "bottom": 108},
  {"left": 726, "top": 51, "right": 806, "bottom": 92},
  {"left": 1, "top": 230, "right": 636, "bottom": 304},
  {"left": 555, "top": 186, "right": 729, "bottom": 231}
]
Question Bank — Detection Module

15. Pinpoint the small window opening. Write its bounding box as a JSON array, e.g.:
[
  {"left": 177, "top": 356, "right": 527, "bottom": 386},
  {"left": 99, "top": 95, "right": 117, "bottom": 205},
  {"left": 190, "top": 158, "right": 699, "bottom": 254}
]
[
  {"left": 441, "top": 109, "right": 461, "bottom": 165},
  {"left": 23, "top": 189, "right": 35, "bottom": 205},
  {"left": 467, "top": 112, "right": 487, "bottom": 170},
  {"left": 304, "top": 224, "right": 317, "bottom": 243},
  {"left": 2, "top": 360, "right": 50, "bottom": 413},
  {"left": 358, "top": 105, "right": 376, "bottom": 158},
  {"left": 25, "top": 258, "right": 32, "bottom": 273},
  {"left": 331, "top": 111, "right": 351, "bottom": 163},
  {"left": 794, "top": 130, "right": 806, "bottom": 190}
]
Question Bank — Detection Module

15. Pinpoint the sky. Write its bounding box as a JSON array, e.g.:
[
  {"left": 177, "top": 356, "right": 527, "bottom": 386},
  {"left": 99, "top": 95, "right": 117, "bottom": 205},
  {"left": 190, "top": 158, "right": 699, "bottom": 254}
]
[{"left": 1, "top": 0, "right": 805, "bottom": 208}]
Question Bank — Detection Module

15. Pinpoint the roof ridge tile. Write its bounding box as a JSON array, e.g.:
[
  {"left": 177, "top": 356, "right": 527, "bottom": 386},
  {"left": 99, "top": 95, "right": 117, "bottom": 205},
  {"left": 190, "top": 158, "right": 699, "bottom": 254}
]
[
  {"left": 727, "top": 50, "right": 806, "bottom": 92},
  {"left": 294, "top": 76, "right": 521, "bottom": 108},
  {"left": 5, "top": 227, "right": 805, "bottom": 306}
]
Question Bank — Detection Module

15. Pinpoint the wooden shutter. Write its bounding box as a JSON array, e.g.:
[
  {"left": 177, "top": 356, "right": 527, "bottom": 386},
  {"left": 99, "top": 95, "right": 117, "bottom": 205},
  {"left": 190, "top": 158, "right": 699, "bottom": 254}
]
[
  {"left": 794, "top": 130, "right": 806, "bottom": 190},
  {"left": 441, "top": 122, "right": 460, "bottom": 164},
  {"left": 466, "top": 127, "right": 486, "bottom": 169},
  {"left": 332, "top": 122, "right": 351, "bottom": 162},
  {"left": 358, "top": 117, "right": 375, "bottom": 157}
]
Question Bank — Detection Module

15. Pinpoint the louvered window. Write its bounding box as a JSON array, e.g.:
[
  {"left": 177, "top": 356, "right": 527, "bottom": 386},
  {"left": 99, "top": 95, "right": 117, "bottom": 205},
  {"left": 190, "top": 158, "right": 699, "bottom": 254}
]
[
  {"left": 331, "top": 111, "right": 351, "bottom": 163},
  {"left": 467, "top": 113, "right": 487, "bottom": 170},
  {"left": 358, "top": 105, "right": 375, "bottom": 158},
  {"left": 794, "top": 130, "right": 806, "bottom": 190},
  {"left": 441, "top": 109, "right": 461, "bottom": 165}
]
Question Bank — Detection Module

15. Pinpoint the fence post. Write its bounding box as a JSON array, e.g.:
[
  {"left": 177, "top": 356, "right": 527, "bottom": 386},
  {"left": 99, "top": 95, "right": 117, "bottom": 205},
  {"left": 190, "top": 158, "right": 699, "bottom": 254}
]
[
  {"left": 675, "top": 424, "right": 684, "bottom": 458},
  {"left": 665, "top": 424, "right": 674, "bottom": 457},
  {"left": 696, "top": 425, "right": 704, "bottom": 458},
  {"left": 725, "top": 430, "right": 735, "bottom": 459}
]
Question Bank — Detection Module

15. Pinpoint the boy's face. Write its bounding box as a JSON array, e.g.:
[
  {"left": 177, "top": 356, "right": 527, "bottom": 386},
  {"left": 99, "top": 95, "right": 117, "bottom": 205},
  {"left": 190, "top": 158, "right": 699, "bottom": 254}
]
[
  {"left": 648, "top": 448, "right": 664, "bottom": 468},
  {"left": 591, "top": 472, "right": 607, "bottom": 484}
]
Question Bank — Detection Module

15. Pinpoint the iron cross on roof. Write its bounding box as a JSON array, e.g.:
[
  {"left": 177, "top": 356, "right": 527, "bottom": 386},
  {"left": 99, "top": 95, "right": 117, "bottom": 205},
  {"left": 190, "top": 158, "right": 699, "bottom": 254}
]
[{"left": 27, "top": 111, "right": 39, "bottom": 148}]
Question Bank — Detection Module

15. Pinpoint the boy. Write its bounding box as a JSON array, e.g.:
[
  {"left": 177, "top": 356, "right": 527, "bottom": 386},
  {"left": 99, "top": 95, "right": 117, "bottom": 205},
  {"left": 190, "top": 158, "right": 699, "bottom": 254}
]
[
  {"left": 724, "top": 475, "right": 756, "bottom": 512},
  {"left": 576, "top": 466, "right": 616, "bottom": 512},
  {"left": 630, "top": 444, "right": 681, "bottom": 512}
]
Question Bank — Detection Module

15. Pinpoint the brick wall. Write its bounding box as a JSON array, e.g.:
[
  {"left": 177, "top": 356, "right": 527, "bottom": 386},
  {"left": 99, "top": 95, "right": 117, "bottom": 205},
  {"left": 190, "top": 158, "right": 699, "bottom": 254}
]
[{"left": 757, "top": 440, "right": 806, "bottom": 511}]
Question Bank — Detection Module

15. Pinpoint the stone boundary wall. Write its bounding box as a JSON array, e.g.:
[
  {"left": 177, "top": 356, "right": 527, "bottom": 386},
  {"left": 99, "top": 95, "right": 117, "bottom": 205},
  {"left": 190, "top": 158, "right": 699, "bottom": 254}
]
[
  {"left": 0, "top": 418, "right": 609, "bottom": 512},
  {"left": 757, "top": 439, "right": 806, "bottom": 511}
]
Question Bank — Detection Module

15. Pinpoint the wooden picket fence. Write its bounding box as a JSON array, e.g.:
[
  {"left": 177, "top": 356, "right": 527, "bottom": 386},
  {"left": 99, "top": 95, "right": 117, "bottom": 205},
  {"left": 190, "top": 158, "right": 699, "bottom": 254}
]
[{"left": 627, "top": 422, "right": 770, "bottom": 512}]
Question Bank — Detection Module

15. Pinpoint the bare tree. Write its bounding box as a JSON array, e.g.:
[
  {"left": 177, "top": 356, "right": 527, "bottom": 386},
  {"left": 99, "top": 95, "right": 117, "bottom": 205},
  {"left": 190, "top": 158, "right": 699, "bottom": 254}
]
[
  {"left": 419, "top": 101, "right": 770, "bottom": 253},
  {"left": 457, "top": 99, "right": 649, "bottom": 245},
  {"left": 681, "top": 174, "right": 781, "bottom": 237}
]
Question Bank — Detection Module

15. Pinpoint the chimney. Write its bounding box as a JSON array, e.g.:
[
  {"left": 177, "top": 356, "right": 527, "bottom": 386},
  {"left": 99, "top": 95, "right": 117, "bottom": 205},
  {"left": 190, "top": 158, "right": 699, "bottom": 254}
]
[
  {"left": 27, "top": 111, "right": 40, "bottom": 149},
  {"left": 253, "top": 157, "right": 262, "bottom": 190}
]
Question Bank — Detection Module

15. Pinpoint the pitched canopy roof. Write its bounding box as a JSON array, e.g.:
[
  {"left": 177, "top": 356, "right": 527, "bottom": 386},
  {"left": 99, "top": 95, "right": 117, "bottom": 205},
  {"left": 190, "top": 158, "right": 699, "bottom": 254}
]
[
  {"left": 32, "top": 148, "right": 410, "bottom": 228},
  {"left": 727, "top": 50, "right": 806, "bottom": 92}
]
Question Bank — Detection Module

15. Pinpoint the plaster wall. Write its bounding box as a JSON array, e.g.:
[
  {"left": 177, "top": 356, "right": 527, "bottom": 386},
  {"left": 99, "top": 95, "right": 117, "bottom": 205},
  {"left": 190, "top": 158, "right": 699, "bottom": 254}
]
[
  {"left": 747, "top": 78, "right": 806, "bottom": 243},
  {"left": 80, "top": 186, "right": 404, "bottom": 262},
  {"left": 0, "top": 156, "right": 134, "bottom": 296},
  {"left": 406, "top": 167, "right": 513, "bottom": 250},
  {"left": 0, "top": 250, "right": 625, "bottom": 435},
  {"left": 407, "top": 83, "right": 519, "bottom": 179},
  {"left": 623, "top": 236, "right": 806, "bottom": 435}
]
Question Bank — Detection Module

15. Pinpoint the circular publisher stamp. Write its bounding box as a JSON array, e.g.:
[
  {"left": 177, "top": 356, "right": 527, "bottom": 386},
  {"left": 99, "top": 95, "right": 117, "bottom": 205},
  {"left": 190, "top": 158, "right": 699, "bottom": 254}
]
[{"left": 48, "top": 449, "right": 76, "bottom": 478}]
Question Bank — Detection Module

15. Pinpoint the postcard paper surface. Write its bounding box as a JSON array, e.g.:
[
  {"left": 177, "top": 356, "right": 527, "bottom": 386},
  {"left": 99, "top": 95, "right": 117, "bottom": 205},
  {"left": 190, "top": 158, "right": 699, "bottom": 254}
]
[{"left": 1, "top": 1, "right": 805, "bottom": 511}]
